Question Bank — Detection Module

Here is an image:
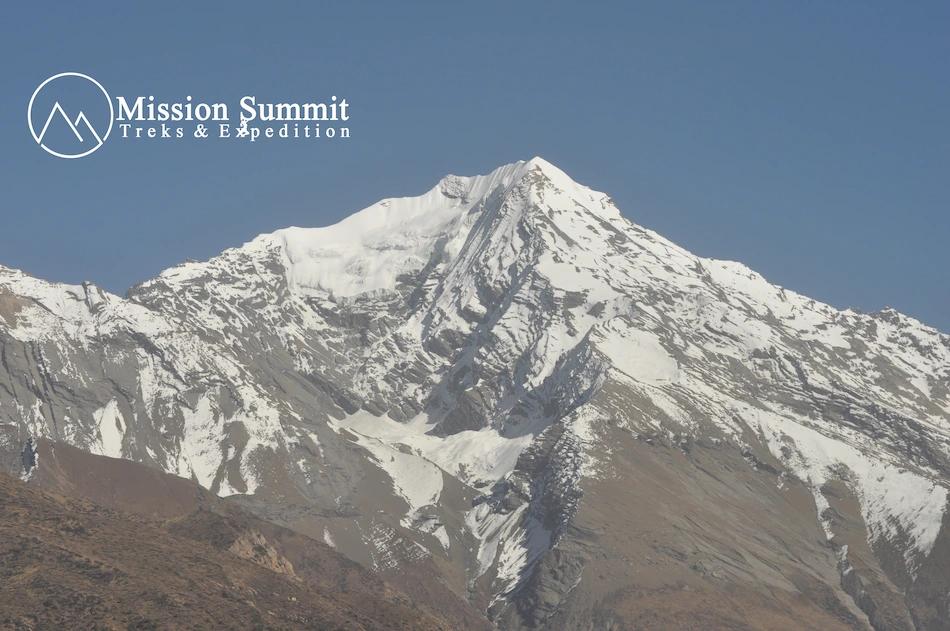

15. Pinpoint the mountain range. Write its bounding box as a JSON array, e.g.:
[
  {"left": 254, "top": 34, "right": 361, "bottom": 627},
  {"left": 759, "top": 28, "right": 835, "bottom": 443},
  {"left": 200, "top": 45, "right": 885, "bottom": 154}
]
[{"left": 1, "top": 158, "right": 947, "bottom": 630}]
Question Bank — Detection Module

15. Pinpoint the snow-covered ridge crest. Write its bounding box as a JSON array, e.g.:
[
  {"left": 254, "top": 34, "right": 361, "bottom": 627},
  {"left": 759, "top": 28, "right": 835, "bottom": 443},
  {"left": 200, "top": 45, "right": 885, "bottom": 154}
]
[
  {"left": 0, "top": 266, "right": 172, "bottom": 343},
  {"left": 237, "top": 157, "right": 602, "bottom": 298}
]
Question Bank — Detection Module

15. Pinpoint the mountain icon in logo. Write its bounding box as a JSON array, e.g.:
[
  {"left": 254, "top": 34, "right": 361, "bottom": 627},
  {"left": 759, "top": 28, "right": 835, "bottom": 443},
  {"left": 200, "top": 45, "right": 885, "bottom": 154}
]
[
  {"left": 28, "top": 72, "right": 114, "bottom": 159},
  {"left": 37, "top": 102, "right": 104, "bottom": 148}
]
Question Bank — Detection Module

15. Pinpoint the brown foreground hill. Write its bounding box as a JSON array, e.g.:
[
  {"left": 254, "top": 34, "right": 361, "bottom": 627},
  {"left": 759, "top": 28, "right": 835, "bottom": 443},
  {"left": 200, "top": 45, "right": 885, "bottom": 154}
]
[{"left": 0, "top": 440, "right": 472, "bottom": 631}]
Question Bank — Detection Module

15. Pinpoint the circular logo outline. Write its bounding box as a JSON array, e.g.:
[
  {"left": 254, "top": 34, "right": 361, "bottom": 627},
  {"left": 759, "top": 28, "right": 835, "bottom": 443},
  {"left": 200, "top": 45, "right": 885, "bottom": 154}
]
[{"left": 28, "top": 72, "right": 114, "bottom": 159}]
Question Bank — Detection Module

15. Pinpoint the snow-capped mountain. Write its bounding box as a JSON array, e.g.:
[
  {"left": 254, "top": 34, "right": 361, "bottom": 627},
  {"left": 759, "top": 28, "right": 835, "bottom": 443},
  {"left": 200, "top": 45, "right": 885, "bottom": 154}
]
[{"left": 1, "top": 158, "right": 948, "bottom": 629}]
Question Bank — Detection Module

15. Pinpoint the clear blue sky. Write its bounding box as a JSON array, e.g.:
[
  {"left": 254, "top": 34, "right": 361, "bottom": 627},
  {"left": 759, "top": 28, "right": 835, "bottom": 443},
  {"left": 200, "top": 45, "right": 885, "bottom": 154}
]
[{"left": 1, "top": 2, "right": 947, "bottom": 330}]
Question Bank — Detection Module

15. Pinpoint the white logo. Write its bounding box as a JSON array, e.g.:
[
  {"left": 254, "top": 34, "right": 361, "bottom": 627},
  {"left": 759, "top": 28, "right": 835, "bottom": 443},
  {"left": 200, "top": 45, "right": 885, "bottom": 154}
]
[{"left": 28, "top": 72, "right": 114, "bottom": 159}]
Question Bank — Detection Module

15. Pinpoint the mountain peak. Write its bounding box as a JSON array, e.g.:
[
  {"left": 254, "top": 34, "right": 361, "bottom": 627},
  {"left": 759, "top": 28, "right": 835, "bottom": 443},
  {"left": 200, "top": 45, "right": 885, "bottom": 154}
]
[
  {"left": 523, "top": 155, "right": 567, "bottom": 178},
  {"left": 211, "top": 158, "right": 608, "bottom": 299},
  {"left": 3, "top": 158, "right": 949, "bottom": 630}
]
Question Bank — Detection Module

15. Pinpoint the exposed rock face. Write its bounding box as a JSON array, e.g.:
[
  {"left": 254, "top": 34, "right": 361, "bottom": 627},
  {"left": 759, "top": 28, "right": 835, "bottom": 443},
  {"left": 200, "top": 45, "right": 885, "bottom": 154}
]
[{"left": 1, "top": 158, "right": 947, "bottom": 629}]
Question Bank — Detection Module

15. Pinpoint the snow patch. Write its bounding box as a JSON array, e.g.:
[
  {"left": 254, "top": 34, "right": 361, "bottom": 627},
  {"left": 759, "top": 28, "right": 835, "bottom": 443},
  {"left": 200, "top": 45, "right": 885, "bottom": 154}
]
[
  {"left": 594, "top": 319, "right": 679, "bottom": 384},
  {"left": 341, "top": 424, "right": 443, "bottom": 512},
  {"left": 93, "top": 399, "right": 125, "bottom": 459},
  {"left": 755, "top": 409, "right": 948, "bottom": 569},
  {"left": 336, "top": 411, "right": 533, "bottom": 487}
]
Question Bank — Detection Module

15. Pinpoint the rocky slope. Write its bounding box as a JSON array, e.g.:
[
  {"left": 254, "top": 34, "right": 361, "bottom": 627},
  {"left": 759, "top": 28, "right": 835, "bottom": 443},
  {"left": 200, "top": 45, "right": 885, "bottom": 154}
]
[{"left": 1, "top": 157, "right": 948, "bottom": 629}]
